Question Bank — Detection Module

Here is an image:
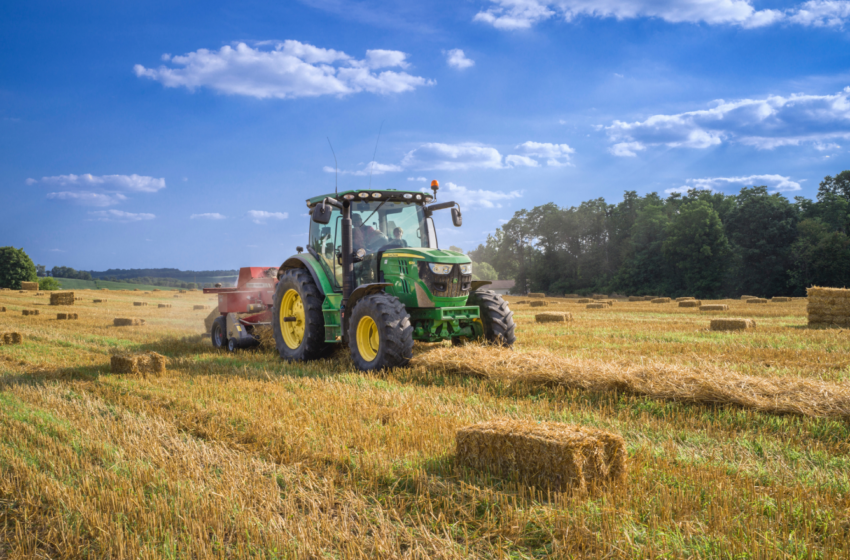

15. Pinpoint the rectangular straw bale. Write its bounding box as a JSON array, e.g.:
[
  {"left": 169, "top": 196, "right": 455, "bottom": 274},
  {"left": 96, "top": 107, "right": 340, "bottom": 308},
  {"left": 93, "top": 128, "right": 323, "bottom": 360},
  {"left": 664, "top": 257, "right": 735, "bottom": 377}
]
[
  {"left": 577, "top": 298, "right": 592, "bottom": 304},
  {"left": 1, "top": 332, "right": 23, "bottom": 345},
  {"left": 158, "top": 303, "right": 172, "bottom": 308},
  {"left": 179, "top": 289, "right": 187, "bottom": 294},
  {"left": 586, "top": 303, "right": 606, "bottom": 309},
  {"left": 455, "top": 420, "right": 627, "bottom": 491},
  {"left": 628, "top": 296, "right": 644, "bottom": 302},
  {"left": 133, "top": 301, "right": 148, "bottom": 306},
  {"left": 536, "top": 311, "right": 572, "bottom": 323},
  {"left": 529, "top": 300, "right": 548, "bottom": 307},
  {"left": 700, "top": 304, "right": 728, "bottom": 311},
  {"left": 710, "top": 318, "right": 756, "bottom": 331},
  {"left": 527, "top": 293, "right": 545, "bottom": 298},
  {"left": 49, "top": 292, "right": 75, "bottom": 305},
  {"left": 22, "top": 309, "right": 39, "bottom": 316},
  {"left": 111, "top": 352, "right": 167, "bottom": 375},
  {"left": 807, "top": 286, "right": 850, "bottom": 327},
  {"left": 20, "top": 282, "right": 38, "bottom": 291},
  {"left": 678, "top": 300, "right": 701, "bottom": 308},
  {"left": 193, "top": 304, "right": 208, "bottom": 310},
  {"left": 675, "top": 297, "right": 695, "bottom": 302},
  {"left": 113, "top": 317, "right": 145, "bottom": 326},
  {"left": 0, "top": 307, "right": 5, "bottom": 312},
  {"left": 93, "top": 299, "right": 107, "bottom": 303},
  {"left": 651, "top": 298, "right": 671, "bottom": 304},
  {"left": 746, "top": 298, "right": 768, "bottom": 304},
  {"left": 771, "top": 297, "right": 792, "bottom": 302}
]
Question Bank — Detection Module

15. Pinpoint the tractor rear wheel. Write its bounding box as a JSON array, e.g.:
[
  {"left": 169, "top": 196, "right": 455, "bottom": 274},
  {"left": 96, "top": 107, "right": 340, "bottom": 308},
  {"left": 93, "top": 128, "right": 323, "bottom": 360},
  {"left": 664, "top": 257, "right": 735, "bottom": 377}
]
[
  {"left": 467, "top": 289, "right": 516, "bottom": 346},
  {"left": 272, "top": 268, "right": 332, "bottom": 362},
  {"left": 348, "top": 293, "right": 413, "bottom": 371},
  {"left": 211, "top": 316, "right": 227, "bottom": 350}
]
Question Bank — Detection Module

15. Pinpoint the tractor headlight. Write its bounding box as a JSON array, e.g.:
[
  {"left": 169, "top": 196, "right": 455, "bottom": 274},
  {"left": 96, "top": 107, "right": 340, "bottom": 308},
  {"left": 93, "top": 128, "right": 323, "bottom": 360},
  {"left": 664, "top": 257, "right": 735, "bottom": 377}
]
[
  {"left": 459, "top": 263, "right": 472, "bottom": 275},
  {"left": 428, "top": 263, "right": 453, "bottom": 275}
]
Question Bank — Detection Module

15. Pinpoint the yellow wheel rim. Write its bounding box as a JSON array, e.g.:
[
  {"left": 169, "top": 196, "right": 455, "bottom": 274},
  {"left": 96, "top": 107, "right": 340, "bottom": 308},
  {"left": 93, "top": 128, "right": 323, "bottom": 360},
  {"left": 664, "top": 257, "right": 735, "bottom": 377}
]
[
  {"left": 356, "top": 316, "right": 380, "bottom": 362},
  {"left": 280, "top": 289, "right": 305, "bottom": 349}
]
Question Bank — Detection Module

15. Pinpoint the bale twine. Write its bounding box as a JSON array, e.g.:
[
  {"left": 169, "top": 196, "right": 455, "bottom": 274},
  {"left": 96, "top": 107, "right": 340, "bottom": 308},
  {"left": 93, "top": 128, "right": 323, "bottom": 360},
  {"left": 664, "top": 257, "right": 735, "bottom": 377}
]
[
  {"left": 700, "top": 304, "right": 728, "bottom": 311},
  {"left": 651, "top": 298, "right": 671, "bottom": 304},
  {"left": 536, "top": 312, "right": 572, "bottom": 323},
  {"left": 577, "top": 298, "right": 593, "bottom": 304},
  {"left": 113, "top": 317, "right": 145, "bottom": 326},
  {"left": 527, "top": 293, "right": 545, "bottom": 298},
  {"left": 746, "top": 298, "right": 768, "bottom": 304},
  {"left": 22, "top": 310, "right": 39, "bottom": 316},
  {"left": 133, "top": 302, "right": 148, "bottom": 307},
  {"left": 807, "top": 286, "right": 850, "bottom": 327},
  {"left": 456, "top": 419, "right": 627, "bottom": 492},
  {"left": 1, "top": 332, "right": 23, "bottom": 345},
  {"left": 158, "top": 303, "right": 172, "bottom": 309},
  {"left": 678, "top": 300, "right": 701, "bottom": 308},
  {"left": 771, "top": 297, "right": 792, "bottom": 303},
  {"left": 110, "top": 352, "right": 167, "bottom": 376},
  {"left": 530, "top": 300, "right": 548, "bottom": 307},
  {"left": 710, "top": 318, "right": 756, "bottom": 331},
  {"left": 49, "top": 292, "right": 75, "bottom": 306},
  {"left": 586, "top": 303, "right": 606, "bottom": 309},
  {"left": 20, "top": 282, "right": 38, "bottom": 291}
]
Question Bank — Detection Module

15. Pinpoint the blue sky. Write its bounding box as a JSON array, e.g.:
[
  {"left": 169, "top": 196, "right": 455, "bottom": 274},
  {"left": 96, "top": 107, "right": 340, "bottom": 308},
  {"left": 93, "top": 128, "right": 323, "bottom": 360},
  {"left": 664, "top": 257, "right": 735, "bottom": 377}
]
[{"left": 2, "top": 0, "right": 850, "bottom": 271}]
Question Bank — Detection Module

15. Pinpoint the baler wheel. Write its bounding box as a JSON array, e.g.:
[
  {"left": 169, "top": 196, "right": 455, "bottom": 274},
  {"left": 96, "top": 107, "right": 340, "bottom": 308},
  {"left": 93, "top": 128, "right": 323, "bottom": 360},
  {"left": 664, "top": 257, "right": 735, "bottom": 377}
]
[{"left": 211, "top": 316, "right": 227, "bottom": 350}]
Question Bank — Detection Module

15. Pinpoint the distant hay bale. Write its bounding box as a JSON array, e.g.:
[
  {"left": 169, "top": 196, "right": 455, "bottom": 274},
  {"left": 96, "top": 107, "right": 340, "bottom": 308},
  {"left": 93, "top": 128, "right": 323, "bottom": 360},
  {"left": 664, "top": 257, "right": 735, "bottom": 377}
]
[
  {"left": 157, "top": 303, "right": 172, "bottom": 309},
  {"left": 564, "top": 294, "right": 580, "bottom": 298},
  {"left": 599, "top": 300, "right": 614, "bottom": 306},
  {"left": 711, "top": 318, "right": 756, "bottom": 331},
  {"left": 678, "top": 300, "right": 701, "bottom": 308},
  {"left": 456, "top": 419, "right": 627, "bottom": 492},
  {"left": 56, "top": 313, "right": 79, "bottom": 320},
  {"left": 93, "top": 299, "right": 107, "bottom": 303},
  {"left": 153, "top": 289, "right": 160, "bottom": 292},
  {"left": 807, "top": 286, "right": 850, "bottom": 327},
  {"left": 529, "top": 300, "right": 548, "bottom": 307},
  {"left": 577, "top": 298, "right": 592, "bottom": 304},
  {"left": 193, "top": 304, "right": 210, "bottom": 310},
  {"left": 0, "top": 307, "right": 5, "bottom": 312},
  {"left": 110, "top": 352, "right": 167, "bottom": 376},
  {"left": 179, "top": 289, "right": 187, "bottom": 294},
  {"left": 514, "top": 300, "right": 528, "bottom": 305},
  {"left": 746, "top": 298, "right": 768, "bottom": 304},
  {"left": 527, "top": 293, "right": 545, "bottom": 298},
  {"left": 20, "top": 282, "right": 38, "bottom": 291},
  {"left": 536, "top": 312, "right": 572, "bottom": 323},
  {"left": 113, "top": 317, "right": 145, "bottom": 327},
  {"left": 133, "top": 302, "right": 148, "bottom": 307},
  {"left": 1, "top": 332, "right": 23, "bottom": 345},
  {"left": 740, "top": 295, "right": 755, "bottom": 300},
  {"left": 173, "top": 295, "right": 180, "bottom": 298},
  {"left": 49, "top": 292, "right": 75, "bottom": 306},
  {"left": 643, "top": 296, "right": 655, "bottom": 301},
  {"left": 133, "top": 288, "right": 139, "bottom": 291},
  {"left": 700, "top": 304, "right": 728, "bottom": 311},
  {"left": 22, "top": 309, "right": 39, "bottom": 316},
  {"left": 771, "top": 297, "right": 792, "bottom": 302},
  {"left": 675, "top": 297, "right": 695, "bottom": 302},
  {"left": 628, "top": 296, "right": 643, "bottom": 302},
  {"left": 586, "top": 303, "right": 606, "bottom": 309},
  {"left": 651, "top": 298, "right": 671, "bottom": 304}
]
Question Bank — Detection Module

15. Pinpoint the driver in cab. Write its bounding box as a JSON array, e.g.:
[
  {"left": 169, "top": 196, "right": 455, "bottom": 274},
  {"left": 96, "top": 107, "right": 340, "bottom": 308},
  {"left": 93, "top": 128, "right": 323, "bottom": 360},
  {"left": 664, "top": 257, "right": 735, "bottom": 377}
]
[{"left": 351, "top": 214, "right": 386, "bottom": 253}]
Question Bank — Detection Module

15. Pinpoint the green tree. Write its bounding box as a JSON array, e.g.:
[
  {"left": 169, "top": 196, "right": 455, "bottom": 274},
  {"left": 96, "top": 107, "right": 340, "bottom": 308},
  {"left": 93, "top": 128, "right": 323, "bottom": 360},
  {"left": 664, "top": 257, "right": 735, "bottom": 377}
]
[
  {"left": 663, "top": 201, "right": 731, "bottom": 298},
  {"left": 613, "top": 203, "right": 674, "bottom": 295},
  {"left": 788, "top": 219, "right": 850, "bottom": 291},
  {"left": 37, "top": 277, "right": 61, "bottom": 290},
  {"left": 471, "top": 261, "right": 498, "bottom": 281},
  {"left": 0, "top": 247, "right": 38, "bottom": 289}
]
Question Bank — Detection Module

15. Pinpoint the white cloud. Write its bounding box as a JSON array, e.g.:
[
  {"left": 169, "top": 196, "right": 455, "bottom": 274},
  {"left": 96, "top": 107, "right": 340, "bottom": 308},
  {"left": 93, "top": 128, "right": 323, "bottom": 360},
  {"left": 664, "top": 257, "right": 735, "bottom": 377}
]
[
  {"left": 248, "top": 210, "right": 289, "bottom": 224},
  {"left": 788, "top": 0, "right": 850, "bottom": 26},
  {"left": 46, "top": 191, "right": 128, "bottom": 207},
  {"left": 445, "top": 49, "right": 475, "bottom": 69},
  {"left": 668, "top": 174, "right": 803, "bottom": 194},
  {"left": 505, "top": 154, "right": 540, "bottom": 167},
  {"left": 32, "top": 173, "right": 165, "bottom": 193},
  {"left": 135, "top": 40, "right": 434, "bottom": 99},
  {"left": 322, "top": 161, "right": 404, "bottom": 176},
  {"left": 191, "top": 213, "right": 227, "bottom": 220},
  {"left": 407, "top": 176, "right": 427, "bottom": 182},
  {"left": 401, "top": 143, "right": 504, "bottom": 171},
  {"left": 605, "top": 87, "right": 850, "bottom": 154},
  {"left": 90, "top": 209, "right": 156, "bottom": 222},
  {"left": 511, "top": 141, "right": 574, "bottom": 166},
  {"left": 438, "top": 181, "right": 523, "bottom": 209},
  {"left": 814, "top": 141, "right": 841, "bottom": 150}
]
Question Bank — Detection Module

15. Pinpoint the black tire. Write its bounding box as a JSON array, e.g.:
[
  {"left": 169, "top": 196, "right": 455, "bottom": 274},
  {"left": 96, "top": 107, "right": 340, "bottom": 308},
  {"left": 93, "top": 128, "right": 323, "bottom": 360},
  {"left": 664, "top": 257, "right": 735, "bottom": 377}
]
[
  {"left": 272, "top": 268, "right": 332, "bottom": 362},
  {"left": 467, "top": 290, "right": 516, "bottom": 346},
  {"left": 211, "top": 316, "right": 227, "bottom": 350},
  {"left": 348, "top": 293, "right": 413, "bottom": 371},
  {"left": 227, "top": 337, "right": 238, "bottom": 352}
]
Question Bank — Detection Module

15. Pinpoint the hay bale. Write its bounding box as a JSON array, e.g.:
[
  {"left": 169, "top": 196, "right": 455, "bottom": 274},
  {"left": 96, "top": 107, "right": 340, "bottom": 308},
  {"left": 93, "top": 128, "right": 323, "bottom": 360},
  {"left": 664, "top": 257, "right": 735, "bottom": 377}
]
[
  {"left": 535, "top": 312, "right": 572, "bottom": 323},
  {"left": 564, "top": 294, "right": 580, "bottom": 298},
  {"left": 456, "top": 419, "right": 627, "bottom": 491},
  {"left": 110, "top": 352, "right": 167, "bottom": 376},
  {"left": 529, "top": 300, "right": 548, "bottom": 307},
  {"left": 179, "top": 289, "right": 187, "bottom": 294},
  {"left": 678, "top": 300, "right": 701, "bottom": 308},
  {"left": 700, "top": 304, "right": 728, "bottom": 311},
  {"left": 173, "top": 295, "right": 180, "bottom": 298},
  {"left": 807, "top": 286, "right": 850, "bottom": 327},
  {"left": 133, "top": 288, "right": 139, "bottom": 291},
  {"left": 93, "top": 299, "right": 107, "bottom": 303},
  {"left": 514, "top": 300, "right": 528, "bottom": 305},
  {"left": 771, "top": 297, "right": 792, "bottom": 302},
  {"left": 591, "top": 293, "right": 608, "bottom": 299},
  {"left": 22, "top": 309, "right": 39, "bottom": 316},
  {"left": 49, "top": 292, "right": 75, "bottom": 306},
  {"left": 628, "top": 296, "right": 644, "bottom": 302},
  {"left": 0, "top": 307, "right": 5, "bottom": 312},
  {"left": 113, "top": 317, "right": 145, "bottom": 326},
  {"left": 158, "top": 303, "right": 172, "bottom": 309},
  {"left": 643, "top": 296, "right": 655, "bottom": 301},
  {"left": 1, "top": 332, "right": 23, "bottom": 345},
  {"left": 586, "top": 303, "right": 605, "bottom": 309},
  {"left": 746, "top": 298, "right": 768, "bottom": 304},
  {"left": 56, "top": 313, "right": 79, "bottom": 320},
  {"left": 740, "top": 295, "right": 755, "bottom": 300},
  {"left": 577, "top": 298, "right": 592, "bottom": 304},
  {"left": 133, "top": 302, "right": 148, "bottom": 307},
  {"left": 193, "top": 305, "right": 209, "bottom": 310},
  {"left": 527, "top": 293, "right": 545, "bottom": 298},
  {"left": 710, "top": 318, "right": 756, "bottom": 331},
  {"left": 20, "top": 282, "right": 38, "bottom": 291},
  {"left": 651, "top": 298, "right": 671, "bottom": 304}
]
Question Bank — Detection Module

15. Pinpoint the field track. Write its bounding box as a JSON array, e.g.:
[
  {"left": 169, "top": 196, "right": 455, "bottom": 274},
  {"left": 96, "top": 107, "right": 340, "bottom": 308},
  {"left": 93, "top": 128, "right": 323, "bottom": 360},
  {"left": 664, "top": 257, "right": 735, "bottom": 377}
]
[{"left": 1, "top": 290, "right": 849, "bottom": 558}]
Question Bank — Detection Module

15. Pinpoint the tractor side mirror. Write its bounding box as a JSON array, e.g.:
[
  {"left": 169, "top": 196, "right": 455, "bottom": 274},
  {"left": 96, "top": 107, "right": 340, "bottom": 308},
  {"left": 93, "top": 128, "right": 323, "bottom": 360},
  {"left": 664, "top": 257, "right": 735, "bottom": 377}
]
[
  {"left": 312, "top": 204, "right": 332, "bottom": 225},
  {"left": 451, "top": 207, "right": 462, "bottom": 227}
]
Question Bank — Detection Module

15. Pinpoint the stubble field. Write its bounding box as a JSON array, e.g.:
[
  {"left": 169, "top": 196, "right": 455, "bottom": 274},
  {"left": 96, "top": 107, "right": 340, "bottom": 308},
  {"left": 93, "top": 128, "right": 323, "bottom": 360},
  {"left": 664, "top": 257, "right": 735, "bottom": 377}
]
[{"left": 1, "top": 289, "right": 848, "bottom": 559}]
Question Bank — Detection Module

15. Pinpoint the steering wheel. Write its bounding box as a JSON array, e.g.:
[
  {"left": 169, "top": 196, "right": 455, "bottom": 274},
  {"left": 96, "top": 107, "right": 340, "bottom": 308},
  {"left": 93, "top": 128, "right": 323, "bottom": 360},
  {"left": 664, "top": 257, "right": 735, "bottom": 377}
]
[{"left": 376, "top": 241, "right": 405, "bottom": 253}]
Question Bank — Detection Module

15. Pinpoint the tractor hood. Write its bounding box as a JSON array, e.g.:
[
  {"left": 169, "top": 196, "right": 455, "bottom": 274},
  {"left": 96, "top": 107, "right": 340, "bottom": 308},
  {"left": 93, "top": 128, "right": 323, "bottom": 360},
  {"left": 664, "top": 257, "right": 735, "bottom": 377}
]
[{"left": 381, "top": 247, "right": 470, "bottom": 264}]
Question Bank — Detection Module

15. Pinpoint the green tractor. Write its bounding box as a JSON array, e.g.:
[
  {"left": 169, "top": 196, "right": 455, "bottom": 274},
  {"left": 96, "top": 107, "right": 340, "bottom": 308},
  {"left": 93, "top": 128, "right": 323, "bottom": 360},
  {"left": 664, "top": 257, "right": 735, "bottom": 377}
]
[{"left": 272, "top": 180, "right": 516, "bottom": 371}]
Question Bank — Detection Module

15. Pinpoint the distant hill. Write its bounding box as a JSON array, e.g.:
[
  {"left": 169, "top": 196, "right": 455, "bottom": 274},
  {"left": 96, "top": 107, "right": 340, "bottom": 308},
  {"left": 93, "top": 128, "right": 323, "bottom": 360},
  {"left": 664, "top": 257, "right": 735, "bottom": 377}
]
[
  {"left": 88, "top": 268, "right": 238, "bottom": 283},
  {"left": 55, "top": 278, "right": 182, "bottom": 291}
]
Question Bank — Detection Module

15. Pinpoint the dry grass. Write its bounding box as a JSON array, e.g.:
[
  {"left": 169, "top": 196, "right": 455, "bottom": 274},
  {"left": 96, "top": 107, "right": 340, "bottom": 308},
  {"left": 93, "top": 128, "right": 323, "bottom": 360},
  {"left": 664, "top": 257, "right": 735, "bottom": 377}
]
[
  {"left": 747, "top": 298, "right": 768, "bottom": 304},
  {"left": 1, "top": 288, "right": 850, "bottom": 558}
]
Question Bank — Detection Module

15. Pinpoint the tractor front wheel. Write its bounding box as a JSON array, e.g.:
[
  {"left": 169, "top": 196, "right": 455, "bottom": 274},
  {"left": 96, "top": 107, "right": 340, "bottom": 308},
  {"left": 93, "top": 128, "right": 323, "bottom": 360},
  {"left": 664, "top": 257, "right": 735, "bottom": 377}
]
[
  {"left": 273, "top": 268, "right": 332, "bottom": 362},
  {"left": 348, "top": 293, "right": 413, "bottom": 371},
  {"left": 467, "top": 289, "right": 516, "bottom": 347}
]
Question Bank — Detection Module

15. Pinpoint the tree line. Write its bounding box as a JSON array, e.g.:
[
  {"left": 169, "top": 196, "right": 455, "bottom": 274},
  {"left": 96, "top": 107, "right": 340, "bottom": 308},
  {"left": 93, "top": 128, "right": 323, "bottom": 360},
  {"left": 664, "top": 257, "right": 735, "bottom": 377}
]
[{"left": 468, "top": 171, "right": 850, "bottom": 299}]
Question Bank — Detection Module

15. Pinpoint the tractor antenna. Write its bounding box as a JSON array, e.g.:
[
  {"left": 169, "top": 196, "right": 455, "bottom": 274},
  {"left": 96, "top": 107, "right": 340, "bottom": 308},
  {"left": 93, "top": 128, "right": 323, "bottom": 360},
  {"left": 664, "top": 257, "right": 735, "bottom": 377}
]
[
  {"left": 368, "top": 120, "right": 384, "bottom": 190},
  {"left": 326, "top": 136, "right": 338, "bottom": 196}
]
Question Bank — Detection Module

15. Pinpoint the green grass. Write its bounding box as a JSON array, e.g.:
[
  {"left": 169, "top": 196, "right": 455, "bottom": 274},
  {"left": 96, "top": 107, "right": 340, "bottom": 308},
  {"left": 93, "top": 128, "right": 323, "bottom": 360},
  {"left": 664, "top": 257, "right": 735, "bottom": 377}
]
[{"left": 55, "top": 278, "right": 183, "bottom": 291}]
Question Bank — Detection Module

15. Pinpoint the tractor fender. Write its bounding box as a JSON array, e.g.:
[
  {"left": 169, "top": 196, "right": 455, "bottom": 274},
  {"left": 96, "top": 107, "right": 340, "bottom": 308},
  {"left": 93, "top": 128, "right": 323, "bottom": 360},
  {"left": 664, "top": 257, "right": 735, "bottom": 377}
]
[
  {"left": 346, "top": 283, "right": 392, "bottom": 315},
  {"left": 278, "top": 254, "right": 334, "bottom": 297},
  {"left": 470, "top": 281, "right": 492, "bottom": 292}
]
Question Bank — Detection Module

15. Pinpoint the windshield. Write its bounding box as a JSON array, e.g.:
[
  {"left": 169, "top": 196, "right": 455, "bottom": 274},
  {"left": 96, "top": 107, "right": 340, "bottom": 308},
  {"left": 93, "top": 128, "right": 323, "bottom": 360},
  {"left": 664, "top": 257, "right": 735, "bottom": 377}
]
[{"left": 350, "top": 200, "right": 429, "bottom": 254}]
